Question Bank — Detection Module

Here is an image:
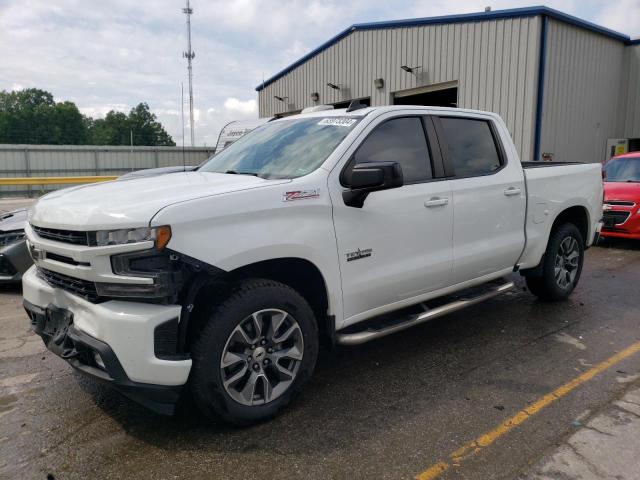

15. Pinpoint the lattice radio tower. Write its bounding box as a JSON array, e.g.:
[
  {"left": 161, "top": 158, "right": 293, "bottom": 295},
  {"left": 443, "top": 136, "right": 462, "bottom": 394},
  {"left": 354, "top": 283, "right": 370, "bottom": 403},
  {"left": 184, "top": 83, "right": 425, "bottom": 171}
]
[{"left": 182, "top": 0, "right": 195, "bottom": 146}]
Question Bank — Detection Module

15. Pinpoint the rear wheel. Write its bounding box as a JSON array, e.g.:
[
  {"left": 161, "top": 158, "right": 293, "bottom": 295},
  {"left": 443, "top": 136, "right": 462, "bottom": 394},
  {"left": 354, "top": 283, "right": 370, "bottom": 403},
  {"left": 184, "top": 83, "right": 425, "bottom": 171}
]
[
  {"left": 190, "top": 279, "right": 318, "bottom": 425},
  {"left": 525, "top": 223, "right": 584, "bottom": 301}
]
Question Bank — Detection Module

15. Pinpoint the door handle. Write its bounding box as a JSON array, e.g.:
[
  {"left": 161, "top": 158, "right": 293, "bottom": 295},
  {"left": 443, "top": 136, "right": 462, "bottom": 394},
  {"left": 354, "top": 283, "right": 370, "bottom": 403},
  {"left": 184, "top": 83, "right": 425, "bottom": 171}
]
[
  {"left": 424, "top": 197, "right": 449, "bottom": 207},
  {"left": 504, "top": 187, "right": 522, "bottom": 196}
]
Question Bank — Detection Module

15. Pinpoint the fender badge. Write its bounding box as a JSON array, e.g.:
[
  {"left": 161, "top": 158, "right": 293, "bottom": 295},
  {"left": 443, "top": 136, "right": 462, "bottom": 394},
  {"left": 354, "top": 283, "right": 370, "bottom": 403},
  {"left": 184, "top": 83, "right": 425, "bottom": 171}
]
[
  {"left": 283, "top": 189, "right": 320, "bottom": 202},
  {"left": 346, "top": 248, "right": 372, "bottom": 262}
]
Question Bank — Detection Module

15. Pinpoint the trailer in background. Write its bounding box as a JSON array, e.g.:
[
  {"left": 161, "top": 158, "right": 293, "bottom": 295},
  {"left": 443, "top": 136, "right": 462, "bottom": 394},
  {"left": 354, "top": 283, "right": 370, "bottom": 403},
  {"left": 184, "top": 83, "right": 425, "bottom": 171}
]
[{"left": 214, "top": 118, "right": 272, "bottom": 155}]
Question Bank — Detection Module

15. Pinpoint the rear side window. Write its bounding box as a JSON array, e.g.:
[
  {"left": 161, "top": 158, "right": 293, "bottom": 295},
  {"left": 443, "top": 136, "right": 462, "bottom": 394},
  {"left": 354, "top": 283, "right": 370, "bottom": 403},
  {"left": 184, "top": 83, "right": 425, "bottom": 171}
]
[
  {"left": 439, "top": 118, "right": 502, "bottom": 177},
  {"left": 348, "top": 117, "right": 433, "bottom": 184}
]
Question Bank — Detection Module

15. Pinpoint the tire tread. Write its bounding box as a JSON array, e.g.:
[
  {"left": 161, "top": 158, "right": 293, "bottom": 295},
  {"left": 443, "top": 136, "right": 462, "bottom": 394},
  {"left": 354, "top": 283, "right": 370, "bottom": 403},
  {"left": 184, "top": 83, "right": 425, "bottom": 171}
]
[{"left": 190, "top": 278, "right": 318, "bottom": 425}]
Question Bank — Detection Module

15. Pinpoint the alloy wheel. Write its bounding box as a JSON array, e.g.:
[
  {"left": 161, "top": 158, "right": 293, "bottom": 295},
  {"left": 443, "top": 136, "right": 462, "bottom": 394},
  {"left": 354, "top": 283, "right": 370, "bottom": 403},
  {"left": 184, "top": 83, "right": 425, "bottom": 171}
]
[
  {"left": 220, "top": 308, "right": 304, "bottom": 406},
  {"left": 554, "top": 236, "right": 580, "bottom": 289}
]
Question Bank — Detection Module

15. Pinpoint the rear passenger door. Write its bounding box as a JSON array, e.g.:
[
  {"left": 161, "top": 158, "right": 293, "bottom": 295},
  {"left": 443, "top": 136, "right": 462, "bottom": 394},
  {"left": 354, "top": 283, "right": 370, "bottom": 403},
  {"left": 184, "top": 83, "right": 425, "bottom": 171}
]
[
  {"left": 330, "top": 113, "right": 454, "bottom": 323},
  {"left": 434, "top": 115, "right": 526, "bottom": 284}
]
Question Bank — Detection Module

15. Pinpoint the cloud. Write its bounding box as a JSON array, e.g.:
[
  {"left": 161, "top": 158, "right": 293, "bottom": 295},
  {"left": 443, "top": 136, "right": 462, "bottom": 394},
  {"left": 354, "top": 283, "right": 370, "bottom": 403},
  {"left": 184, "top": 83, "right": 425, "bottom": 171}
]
[
  {"left": 0, "top": 0, "right": 637, "bottom": 148},
  {"left": 594, "top": 0, "right": 640, "bottom": 37},
  {"left": 79, "top": 104, "right": 129, "bottom": 118},
  {"left": 224, "top": 97, "right": 257, "bottom": 115}
]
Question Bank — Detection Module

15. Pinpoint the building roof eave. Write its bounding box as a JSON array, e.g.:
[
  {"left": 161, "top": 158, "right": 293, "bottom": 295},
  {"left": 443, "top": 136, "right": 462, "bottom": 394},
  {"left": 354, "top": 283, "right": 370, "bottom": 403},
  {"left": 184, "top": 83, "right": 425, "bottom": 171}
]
[{"left": 255, "top": 5, "right": 633, "bottom": 92}]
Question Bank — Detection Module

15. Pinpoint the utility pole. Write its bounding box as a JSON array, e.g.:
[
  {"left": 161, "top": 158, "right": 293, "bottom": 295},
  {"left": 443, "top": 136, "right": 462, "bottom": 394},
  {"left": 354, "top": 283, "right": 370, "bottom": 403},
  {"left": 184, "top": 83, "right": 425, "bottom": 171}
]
[{"left": 182, "top": 0, "right": 195, "bottom": 146}]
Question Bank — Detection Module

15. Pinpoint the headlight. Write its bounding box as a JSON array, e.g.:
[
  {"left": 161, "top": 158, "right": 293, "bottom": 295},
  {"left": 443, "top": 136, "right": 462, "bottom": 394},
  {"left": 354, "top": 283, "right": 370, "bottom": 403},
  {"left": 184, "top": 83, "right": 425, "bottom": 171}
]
[
  {"left": 100, "top": 249, "right": 181, "bottom": 300},
  {"left": 0, "top": 230, "right": 26, "bottom": 247},
  {"left": 93, "top": 225, "right": 171, "bottom": 249}
]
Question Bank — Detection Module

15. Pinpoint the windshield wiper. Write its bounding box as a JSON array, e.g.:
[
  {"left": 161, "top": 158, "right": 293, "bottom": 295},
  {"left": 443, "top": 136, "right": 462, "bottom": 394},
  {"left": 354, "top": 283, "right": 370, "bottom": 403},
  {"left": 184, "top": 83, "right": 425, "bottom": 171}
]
[{"left": 225, "top": 170, "right": 260, "bottom": 177}]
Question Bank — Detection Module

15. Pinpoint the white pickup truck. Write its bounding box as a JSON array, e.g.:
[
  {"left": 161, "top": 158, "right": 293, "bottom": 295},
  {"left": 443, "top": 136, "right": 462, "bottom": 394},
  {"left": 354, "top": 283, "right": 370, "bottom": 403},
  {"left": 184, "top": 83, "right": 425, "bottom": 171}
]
[{"left": 22, "top": 105, "right": 603, "bottom": 425}]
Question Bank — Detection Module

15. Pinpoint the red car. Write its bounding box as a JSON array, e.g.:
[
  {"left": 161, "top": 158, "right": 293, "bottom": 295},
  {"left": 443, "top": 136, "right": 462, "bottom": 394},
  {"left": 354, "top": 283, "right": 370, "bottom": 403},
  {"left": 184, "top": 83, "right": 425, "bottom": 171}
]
[{"left": 601, "top": 152, "right": 640, "bottom": 239}]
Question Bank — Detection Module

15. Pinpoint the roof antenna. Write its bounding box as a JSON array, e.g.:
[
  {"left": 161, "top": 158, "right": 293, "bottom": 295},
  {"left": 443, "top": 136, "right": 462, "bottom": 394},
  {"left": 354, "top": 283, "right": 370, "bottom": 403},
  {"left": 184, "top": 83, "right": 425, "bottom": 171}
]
[
  {"left": 346, "top": 99, "right": 367, "bottom": 112},
  {"left": 181, "top": 82, "right": 186, "bottom": 171}
]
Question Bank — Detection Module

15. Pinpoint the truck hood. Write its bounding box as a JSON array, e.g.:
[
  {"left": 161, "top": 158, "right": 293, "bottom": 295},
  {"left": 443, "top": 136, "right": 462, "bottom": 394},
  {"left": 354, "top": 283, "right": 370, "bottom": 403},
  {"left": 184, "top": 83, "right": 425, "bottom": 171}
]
[
  {"left": 603, "top": 182, "right": 640, "bottom": 202},
  {"left": 29, "top": 171, "right": 287, "bottom": 230}
]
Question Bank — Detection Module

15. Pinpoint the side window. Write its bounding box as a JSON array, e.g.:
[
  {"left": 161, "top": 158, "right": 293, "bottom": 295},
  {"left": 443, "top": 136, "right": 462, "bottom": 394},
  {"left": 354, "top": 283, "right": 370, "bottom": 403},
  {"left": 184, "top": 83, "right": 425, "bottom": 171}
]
[
  {"left": 347, "top": 117, "right": 433, "bottom": 184},
  {"left": 439, "top": 118, "right": 503, "bottom": 177}
]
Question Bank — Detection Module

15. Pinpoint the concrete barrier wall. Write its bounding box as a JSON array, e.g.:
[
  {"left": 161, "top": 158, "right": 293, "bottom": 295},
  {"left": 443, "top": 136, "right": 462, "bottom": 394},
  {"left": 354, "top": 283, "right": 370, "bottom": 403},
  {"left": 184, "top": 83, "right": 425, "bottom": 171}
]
[{"left": 0, "top": 144, "right": 215, "bottom": 196}]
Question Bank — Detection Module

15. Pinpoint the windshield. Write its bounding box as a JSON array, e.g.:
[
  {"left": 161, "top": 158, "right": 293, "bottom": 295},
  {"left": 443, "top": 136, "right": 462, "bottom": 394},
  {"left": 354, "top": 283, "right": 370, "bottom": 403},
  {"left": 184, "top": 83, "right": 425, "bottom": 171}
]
[
  {"left": 604, "top": 157, "right": 640, "bottom": 182},
  {"left": 199, "top": 116, "right": 360, "bottom": 179}
]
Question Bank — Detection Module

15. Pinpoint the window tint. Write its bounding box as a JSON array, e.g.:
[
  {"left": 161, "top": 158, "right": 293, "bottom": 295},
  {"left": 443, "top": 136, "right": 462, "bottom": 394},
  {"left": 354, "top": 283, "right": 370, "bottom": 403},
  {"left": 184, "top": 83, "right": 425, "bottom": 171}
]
[
  {"left": 349, "top": 117, "right": 432, "bottom": 183},
  {"left": 440, "top": 118, "right": 502, "bottom": 177}
]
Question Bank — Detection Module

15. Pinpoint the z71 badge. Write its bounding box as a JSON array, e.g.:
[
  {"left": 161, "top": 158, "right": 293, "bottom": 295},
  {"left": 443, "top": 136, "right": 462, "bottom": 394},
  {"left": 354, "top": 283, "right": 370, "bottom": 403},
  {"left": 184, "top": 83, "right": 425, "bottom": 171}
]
[
  {"left": 346, "top": 248, "right": 372, "bottom": 262},
  {"left": 283, "top": 189, "right": 320, "bottom": 202}
]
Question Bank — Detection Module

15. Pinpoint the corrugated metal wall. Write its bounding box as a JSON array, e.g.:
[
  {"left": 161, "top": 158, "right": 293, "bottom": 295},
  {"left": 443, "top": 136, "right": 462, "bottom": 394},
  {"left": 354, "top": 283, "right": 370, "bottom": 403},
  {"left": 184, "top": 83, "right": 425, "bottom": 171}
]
[
  {"left": 539, "top": 19, "right": 627, "bottom": 163},
  {"left": 258, "top": 16, "right": 542, "bottom": 161},
  {"left": 618, "top": 44, "right": 640, "bottom": 138},
  {"left": 0, "top": 145, "right": 215, "bottom": 196}
]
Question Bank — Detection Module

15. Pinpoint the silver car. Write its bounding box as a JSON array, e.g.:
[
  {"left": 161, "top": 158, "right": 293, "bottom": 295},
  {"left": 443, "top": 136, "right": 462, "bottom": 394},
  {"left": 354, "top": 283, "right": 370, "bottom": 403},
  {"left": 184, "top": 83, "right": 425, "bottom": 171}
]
[{"left": 0, "top": 209, "right": 30, "bottom": 284}]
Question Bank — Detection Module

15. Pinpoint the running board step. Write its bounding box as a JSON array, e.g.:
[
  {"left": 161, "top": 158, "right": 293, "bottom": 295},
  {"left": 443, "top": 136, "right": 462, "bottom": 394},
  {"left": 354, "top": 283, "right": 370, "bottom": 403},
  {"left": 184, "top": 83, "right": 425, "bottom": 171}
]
[{"left": 335, "top": 280, "right": 515, "bottom": 346}]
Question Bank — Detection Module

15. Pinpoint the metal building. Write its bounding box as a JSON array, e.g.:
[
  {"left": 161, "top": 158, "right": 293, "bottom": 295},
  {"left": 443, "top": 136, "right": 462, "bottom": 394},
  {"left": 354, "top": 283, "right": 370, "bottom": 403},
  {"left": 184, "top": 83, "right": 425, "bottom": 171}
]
[{"left": 256, "top": 6, "right": 640, "bottom": 163}]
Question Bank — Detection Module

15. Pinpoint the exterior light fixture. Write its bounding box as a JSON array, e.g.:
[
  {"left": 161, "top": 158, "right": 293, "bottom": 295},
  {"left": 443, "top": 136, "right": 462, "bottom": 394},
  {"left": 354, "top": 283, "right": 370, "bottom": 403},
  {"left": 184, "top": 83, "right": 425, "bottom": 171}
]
[
  {"left": 400, "top": 65, "right": 421, "bottom": 73},
  {"left": 274, "top": 95, "right": 289, "bottom": 102},
  {"left": 326, "top": 82, "right": 341, "bottom": 90},
  {"left": 310, "top": 92, "right": 320, "bottom": 102},
  {"left": 373, "top": 78, "right": 384, "bottom": 89}
]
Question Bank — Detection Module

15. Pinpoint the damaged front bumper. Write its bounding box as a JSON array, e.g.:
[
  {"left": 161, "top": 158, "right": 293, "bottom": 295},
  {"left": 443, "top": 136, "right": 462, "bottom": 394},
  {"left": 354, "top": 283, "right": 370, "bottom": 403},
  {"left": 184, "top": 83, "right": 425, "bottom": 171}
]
[
  {"left": 24, "top": 299, "right": 182, "bottom": 414},
  {"left": 22, "top": 267, "right": 191, "bottom": 415}
]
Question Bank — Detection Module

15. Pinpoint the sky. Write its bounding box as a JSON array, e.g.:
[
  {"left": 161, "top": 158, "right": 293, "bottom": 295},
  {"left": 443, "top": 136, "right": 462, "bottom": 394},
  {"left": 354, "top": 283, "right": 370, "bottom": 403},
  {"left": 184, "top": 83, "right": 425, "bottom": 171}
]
[{"left": 1, "top": 0, "right": 639, "bottom": 147}]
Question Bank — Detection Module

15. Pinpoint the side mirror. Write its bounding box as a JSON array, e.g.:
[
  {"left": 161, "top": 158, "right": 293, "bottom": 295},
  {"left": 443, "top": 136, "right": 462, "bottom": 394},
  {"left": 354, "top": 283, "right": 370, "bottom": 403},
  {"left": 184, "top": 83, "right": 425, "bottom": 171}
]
[{"left": 343, "top": 161, "right": 404, "bottom": 208}]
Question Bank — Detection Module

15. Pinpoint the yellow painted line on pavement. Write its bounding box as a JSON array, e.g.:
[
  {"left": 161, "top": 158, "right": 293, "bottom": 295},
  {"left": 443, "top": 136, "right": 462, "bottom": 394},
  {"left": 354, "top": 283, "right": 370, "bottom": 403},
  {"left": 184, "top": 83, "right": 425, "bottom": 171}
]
[
  {"left": 416, "top": 339, "right": 640, "bottom": 480},
  {"left": 0, "top": 176, "right": 117, "bottom": 185}
]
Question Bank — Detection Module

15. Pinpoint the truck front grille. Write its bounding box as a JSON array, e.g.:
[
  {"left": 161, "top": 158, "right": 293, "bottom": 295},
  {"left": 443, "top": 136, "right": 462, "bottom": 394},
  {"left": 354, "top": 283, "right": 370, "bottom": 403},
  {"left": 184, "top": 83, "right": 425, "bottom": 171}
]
[
  {"left": 37, "top": 267, "right": 100, "bottom": 302},
  {"left": 32, "top": 226, "right": 91, "bottom": 246},
  {"left": 604, "top": 200, "right": 635, "bottom": 207},
  {"left": 603, "top": 210, "right": 630, "bottom": 227}
]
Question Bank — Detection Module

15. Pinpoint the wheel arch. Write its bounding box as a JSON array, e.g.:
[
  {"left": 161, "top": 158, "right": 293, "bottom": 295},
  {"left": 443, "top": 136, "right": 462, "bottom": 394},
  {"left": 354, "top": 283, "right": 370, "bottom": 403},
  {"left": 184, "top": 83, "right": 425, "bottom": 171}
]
[
  {"left": 228, "top": 257, "right": 334, "bottom": 347},
  {"left": 522, "top": 204, "right": 590, "bottom": 278},
  {"left": 550, "top": 205, "right": 590, "bottom": 248},
  {"left": 182, "top": 256, "right": 335, "bottom": 350}
]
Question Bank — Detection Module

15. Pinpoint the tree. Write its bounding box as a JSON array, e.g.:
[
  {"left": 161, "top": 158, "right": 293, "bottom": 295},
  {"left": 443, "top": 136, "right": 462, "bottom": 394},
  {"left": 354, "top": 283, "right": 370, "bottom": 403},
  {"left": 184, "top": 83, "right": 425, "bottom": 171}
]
[
  {"left": 87, "top": 111, "right": 131, "bottom": 145},
  {"left": 0, "top": 88, "right": 60, "bottom": 144},
  {"left": 53, "top": 101, "right": 89, "bottom": 144},
  {"left": 128, "top": 103, "right": 175, "bottom": 146},
  {"left": 0, "top": 88, "right": 175, "bottom": 146},
  {"left": 86, "top": 103, "right": 175, "bottom": 146}
]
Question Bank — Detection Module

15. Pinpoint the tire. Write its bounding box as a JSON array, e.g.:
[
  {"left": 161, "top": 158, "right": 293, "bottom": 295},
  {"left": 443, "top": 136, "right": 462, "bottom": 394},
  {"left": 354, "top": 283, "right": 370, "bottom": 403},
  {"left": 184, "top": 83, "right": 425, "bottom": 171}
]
[
  {"left": 190, "top": 278, "right": 318, "bottom": 425},
  {"left": 526, "top": 223, "right": 584, "bottom": 301}
]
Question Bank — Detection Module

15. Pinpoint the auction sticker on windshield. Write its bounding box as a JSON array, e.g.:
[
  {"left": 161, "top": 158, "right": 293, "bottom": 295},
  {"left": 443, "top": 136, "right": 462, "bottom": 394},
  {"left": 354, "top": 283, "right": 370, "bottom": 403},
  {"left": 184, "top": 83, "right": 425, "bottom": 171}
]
[{"left": 317, "top": 118, "right": 358, "bottom": 127}]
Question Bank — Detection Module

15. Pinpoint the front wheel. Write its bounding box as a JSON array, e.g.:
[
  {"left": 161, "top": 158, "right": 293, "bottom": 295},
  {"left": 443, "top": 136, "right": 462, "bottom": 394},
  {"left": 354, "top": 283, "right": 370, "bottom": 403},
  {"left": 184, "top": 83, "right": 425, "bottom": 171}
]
[
  {"left": 526, "top": 223, "right": 584, "bottom": 301},
  {"left": 190, "top": 279, "right": 318, "bottom": 425}
]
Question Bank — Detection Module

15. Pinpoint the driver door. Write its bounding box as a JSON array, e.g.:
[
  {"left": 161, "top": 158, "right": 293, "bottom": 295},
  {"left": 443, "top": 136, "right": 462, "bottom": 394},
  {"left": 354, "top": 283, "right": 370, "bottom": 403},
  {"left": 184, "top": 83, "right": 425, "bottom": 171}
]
[{"left": 329, "top": 114, "right": 454, "bottom": 325}]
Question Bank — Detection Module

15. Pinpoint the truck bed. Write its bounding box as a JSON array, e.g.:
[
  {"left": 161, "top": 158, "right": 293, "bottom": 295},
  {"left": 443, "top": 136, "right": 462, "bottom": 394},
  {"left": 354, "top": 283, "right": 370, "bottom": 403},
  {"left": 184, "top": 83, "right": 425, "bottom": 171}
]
[
  {"left": 521, "top": 161, "right": 584, "bottom": 168},
  {"left": 518, "top": 162, "right": 603, "bottom": 270}
]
